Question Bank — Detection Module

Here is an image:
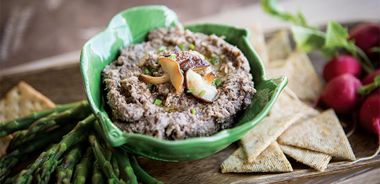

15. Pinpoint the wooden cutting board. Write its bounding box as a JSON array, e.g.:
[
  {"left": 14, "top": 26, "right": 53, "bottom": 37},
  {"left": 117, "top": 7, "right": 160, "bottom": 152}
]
[
  {"left": 2, "top": 22, "right": 380, "bottom": 183},
  {"left": 1, "top": 52, "right": 380, "bottom": 184}
]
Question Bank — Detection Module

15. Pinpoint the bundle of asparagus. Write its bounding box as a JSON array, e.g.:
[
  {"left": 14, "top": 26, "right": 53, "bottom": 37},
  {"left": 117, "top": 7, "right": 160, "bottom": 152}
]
[{"left": 0, "top": 101, "right": 162, "bottom": 184}]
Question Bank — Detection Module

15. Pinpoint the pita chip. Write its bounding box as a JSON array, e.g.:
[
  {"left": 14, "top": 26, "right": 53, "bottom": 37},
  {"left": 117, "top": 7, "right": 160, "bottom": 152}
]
[
  {"left": 278, "top": 109, "right": 356, "bottom": 161},
  {"left": 280, "top": 144, "right": 332, "bottom": 171},
  {"left": 269, "top": 87, "right": 319, "bottom": 119},
  {"left": 250, "top": 24, "right": 269, "bottom": 67},
  {"left": 0, "top": 81, "right": 55, "bottom": 157},
  {"left": 221, "top": 142, "right": 293, "bottom": 173},
  {"left": 241, "top": 114, "right": 302, "bottom": 163},
  {"left": 266, "top": 30, "right": 292, "bottom": 61},
  {"left": 268, "top": 52, "right": 323, "bottom": 102}
]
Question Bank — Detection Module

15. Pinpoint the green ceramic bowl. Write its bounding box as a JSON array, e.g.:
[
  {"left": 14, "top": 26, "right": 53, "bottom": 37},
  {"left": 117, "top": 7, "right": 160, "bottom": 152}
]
[{"left": 80, "top": 5, "right": 287, "bottom": 161}]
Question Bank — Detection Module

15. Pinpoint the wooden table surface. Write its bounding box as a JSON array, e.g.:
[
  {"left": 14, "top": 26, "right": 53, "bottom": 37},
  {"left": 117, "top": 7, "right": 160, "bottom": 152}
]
[{"left": 1, "top": 0, "right": 380, "bottom": 183}]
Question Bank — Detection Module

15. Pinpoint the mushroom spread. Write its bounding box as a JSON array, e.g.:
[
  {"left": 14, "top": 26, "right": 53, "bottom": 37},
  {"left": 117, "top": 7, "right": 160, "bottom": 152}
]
[{"left": 102, "top": 27, "right": 255, "bottom": 140}]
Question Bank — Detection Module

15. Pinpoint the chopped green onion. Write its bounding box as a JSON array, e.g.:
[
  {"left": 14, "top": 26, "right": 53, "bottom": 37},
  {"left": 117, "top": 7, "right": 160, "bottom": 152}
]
[
  {"left": 191, "top": 108, "right": 196, "bottom": 115},
  {"left": 210, "top": 56, "right": 219, "bottom": 65},
  {"left": 199, "top": 90, "right": 206, "bottom": 97},
  {"left": 169, "top": 54, "right": 177, "bottom": 59},
  {"left": 178, "top": 43, "right": 186, "bottom": 51},
  {"left": 144, "top": 68, "right": 151, "bottom": 75},
  {"left": 189, "top": 44, "right": 195, "bottom": 50},
  {"left": 153, "top": 98, "right": 162, "bottom": 106},
  {"left": 158, "top": 46, "right": 166, "bottom": 53},
  {"left": 213, "top": 78, "right": 222, "bottom": 87},
  {"left": 187, "top": 88, "right": 194, "bottom": 94}
]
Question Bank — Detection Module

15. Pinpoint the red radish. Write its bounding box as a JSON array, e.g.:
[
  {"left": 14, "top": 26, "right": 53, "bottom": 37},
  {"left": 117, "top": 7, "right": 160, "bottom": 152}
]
[
  {"left": 362, "top": 69, "right": 380, "bottom": 85},
  {"left": 353, "top": 90, "right": 380, "bottom": 163},
  {"left": 350, "top": 23, "right": 380, "bottom": 54},
  {"left": 323, "top": 55, "right": 362, "bottom": 81},
  {"left": 360, "top": 90, "right": 380, "bottom": 135},
  {"left": 321, "top": 74, "right": 362, "bottom": 114}
]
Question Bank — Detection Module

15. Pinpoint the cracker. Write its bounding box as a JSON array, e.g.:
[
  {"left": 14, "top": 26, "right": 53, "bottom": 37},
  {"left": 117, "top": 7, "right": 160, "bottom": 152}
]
[
  {"left": 250, "top": 24, "right": 269, "bottom": 67},
  {"left": 268, "top": 52, "right": 323, "bottom": 102},
  {"left": 269, "top": 87, "right": 319, "bottom": 119},
  {"left": 241, "top": 114, "right": 302, "bottom": 163},
  {"left": 221, "top": 142, "right": 293, "bottom": 173},
  {"left": 266, "top": 30, "right": 292, "bottom": 61},
  {"left": 280, "top": 144, "right": 332, "bottom": 171},
  {"left": 0, "top": 81, "right": 55, "bottom": 157},
  {"left": 0, "top": 81, "right": 55, "bottom": 120},
  {"left": 278, "top": 109, "right": 356, "bottom": 161}
]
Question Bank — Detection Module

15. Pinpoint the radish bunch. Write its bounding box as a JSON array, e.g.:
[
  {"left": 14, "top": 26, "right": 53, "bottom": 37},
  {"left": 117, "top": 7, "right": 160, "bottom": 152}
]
[{"left": 320, "top": 23, "right": 380, "bottom": 138}]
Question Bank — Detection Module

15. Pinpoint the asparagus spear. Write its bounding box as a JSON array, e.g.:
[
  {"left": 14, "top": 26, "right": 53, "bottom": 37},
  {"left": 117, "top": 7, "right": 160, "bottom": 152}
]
[
  {"left": 73, "top": 147, "right": 93, "bottom": 184},
  {"left": 9, "top": 101, "right": 91, "bottom": 149},
  {"left": 14, "top": 115, "right": 96, "bottom": 184},
  {"left": 114, "top": 151, "right": 138, "bottom": 184},
  {"left": 56, "top": 145, "right": 83, "bottom": 184},
  {"left": 130, "top": 156, "right": 163, "bottom": 184},
  {"left": 92, "top": 161, "right": 105, "bottom": 184},
  {"left": 112, "top": 154, "right": 120, "bottom": 177},
  {"left": 0, "top": 123, "right": 74, "bottom": 182},
  {"left": 0, "top": 101, "right": 83, "bottom": 137},
  {"left": 89, "top": 134, "right": 123, "bottom": 184}
]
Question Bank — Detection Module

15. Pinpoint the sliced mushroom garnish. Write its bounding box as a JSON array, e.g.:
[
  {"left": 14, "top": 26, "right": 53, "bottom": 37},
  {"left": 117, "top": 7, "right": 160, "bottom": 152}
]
[
  {"left": 159, "top": 57, "right": 184, "bottom": 94},
  {"left": 186, "top": 69, "right": 218, "bottom": 102},
  {"left": 139, "top": 74, "right": 169, "bottom": 84},
  {"left": 203, "top": 73, "right": 216, "bottom": 84},
  {"left": 177, "top": 51, "right": 210, "bottom": 71}
]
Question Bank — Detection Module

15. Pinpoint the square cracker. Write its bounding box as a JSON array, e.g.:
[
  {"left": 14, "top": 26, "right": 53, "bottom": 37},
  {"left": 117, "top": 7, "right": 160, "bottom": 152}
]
[
  {"left": 268, "top": 52, "right": 323, "bottom": 102},
  {"left": 250, "top": 24, "right": 269, "bottom": 68},
  {"left": 241, "top": 113, "right": 301, "bottom": 163},
  {"left": 0, "top": 81, "right": 55, "bottom": 120},
  {"left": 280, "top": 144, "right": 332, "bottom": 171},
  {"left": 278, "top": 109, "right": 356, "bottom": 161},
  {"left": 266, "top": 30, "right": 292, "bottom": 61},
  {"left": 221, "top": 142, "right": 293, "bottom": 173},
  {"left": 0, "top": 81, "right": 55, "bottom": 157}
]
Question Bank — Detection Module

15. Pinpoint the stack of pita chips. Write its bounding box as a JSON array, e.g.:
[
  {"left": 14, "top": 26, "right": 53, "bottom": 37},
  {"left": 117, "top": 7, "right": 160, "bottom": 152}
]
[
  {"left": 0, "top": 81, "right": 56, "bottom": 157},
  {"left": 221, "top": 28, "right": 356, "bottom": 173}
]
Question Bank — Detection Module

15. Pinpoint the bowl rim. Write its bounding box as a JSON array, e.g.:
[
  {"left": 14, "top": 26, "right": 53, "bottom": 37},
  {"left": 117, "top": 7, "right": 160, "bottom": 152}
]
[{"left": 80, "top": 5, "right": 287, "bottom": 148}]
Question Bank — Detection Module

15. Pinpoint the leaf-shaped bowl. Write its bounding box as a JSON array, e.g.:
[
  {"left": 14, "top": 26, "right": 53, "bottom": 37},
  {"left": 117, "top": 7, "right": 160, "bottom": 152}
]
[{"left": 80, "top": 5, "right": 287, "bottom": 161}]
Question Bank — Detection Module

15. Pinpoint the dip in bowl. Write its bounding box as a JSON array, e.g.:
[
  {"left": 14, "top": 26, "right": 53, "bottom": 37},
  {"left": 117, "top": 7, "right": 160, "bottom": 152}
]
[{"left": 80, "top": 5, "right": 287, "bottom": 161}]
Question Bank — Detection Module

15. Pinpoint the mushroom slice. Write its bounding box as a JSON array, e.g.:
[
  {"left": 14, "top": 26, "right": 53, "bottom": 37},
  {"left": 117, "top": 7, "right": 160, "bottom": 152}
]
[
  {"left": 186, "top": 69, "right": 218, "bottom": 102},
  {"left": 159, "top": 57, "right": 184, "bottom": 94},
  {"left": 178, "top": 50, "right": 210, "bottom": 71},
  {"left": 139, "top": 74, "right": 169, "bottom": 84},
  {"left": 203, "top": 72, "right": 216, "bottom": 84}
]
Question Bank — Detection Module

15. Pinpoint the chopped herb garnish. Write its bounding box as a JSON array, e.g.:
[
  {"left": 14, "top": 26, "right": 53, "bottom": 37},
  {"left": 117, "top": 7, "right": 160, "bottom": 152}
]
[
  {"left": 144, "top": 68, "right": 152, "bottom": 75},
  {"left": 178, "top": 43, "right": 186, "bottom": 51},
  {"left": 153, "top": 98, "right": 162, "bottom": 106},
  {"left": 213, "top": 78, "right": 222, "bottom": 87},
  {"left": 191, "top": 108, "right": 196, "bottom": 115},
  {"left": 187, "top": 88, "right": 194, "bottom": 94},
  {"left": 158, "top": 46, "right": 166, "bottom": 53},
  {"left": 199, "top": 90, "right": 206, "bottom": 97},
  {"left": 189, "top": 44, "right": 195, "bottom": 50},
  {"left": 210, "top": 56, "right": 220, "bottom": 65},
  {"left": 169, "top": 54, "right": 177, "bottom": 59}
]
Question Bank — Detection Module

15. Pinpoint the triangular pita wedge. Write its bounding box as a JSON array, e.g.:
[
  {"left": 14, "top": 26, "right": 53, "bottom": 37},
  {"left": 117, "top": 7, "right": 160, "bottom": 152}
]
[
  {"left": 269, "top": 87, "right": 319, "bottom": 119},
  {"left": 266, "top": 30, "right": 292, "bottom": 61},
  {"left": 241, "top": 114, "right": 301, "bottom": 163},
  {"left": 221, "top": 142, "right": 293, "bottom": 173},
  {"left": 250, "top": 24, "right": 269, "bottom": 67},
  {"left": 267, "top": 52, "right": 323, "bottom": 102},
  {"left": 278, "top": 109, "right": 356, "bottom": 161},
  {"left": 280, "top": 144, "right": 332, "bottom": 171},
  {"left": 0, "top": 81, "right": 55, "bottom": 157}
]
